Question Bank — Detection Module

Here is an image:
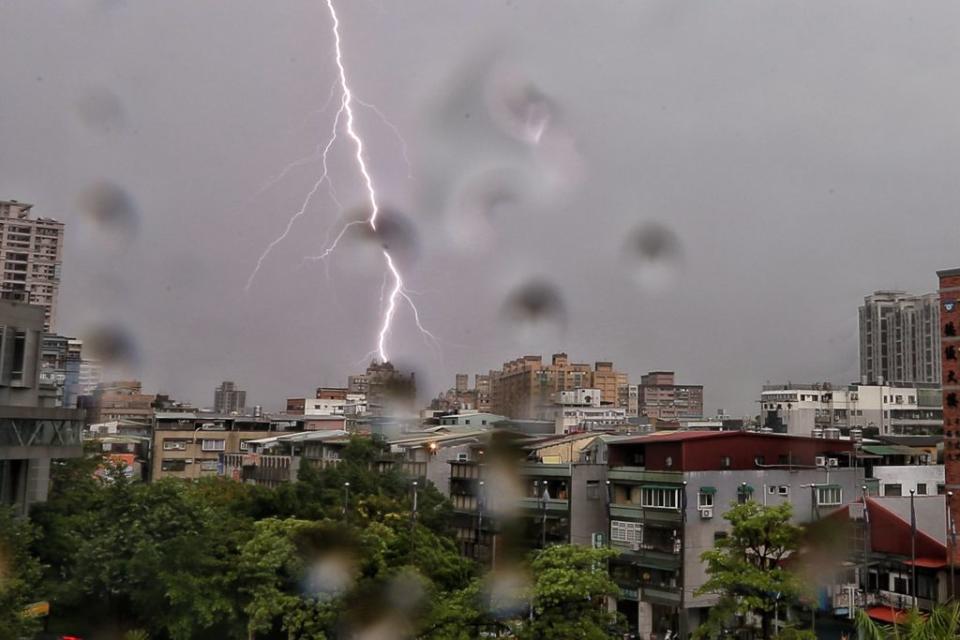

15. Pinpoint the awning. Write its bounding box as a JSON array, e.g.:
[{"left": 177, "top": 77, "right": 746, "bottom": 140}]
[
  {"left": 866, "top": 606, "right": 909, "bottom": 624},
  {"left": 699, "top": 486, "right": 717, "bottom": 494},
  {"left": 902, "top": 557, "right": 948, "bottom": 569},
  {"left": 737, "top": 484, "right": 754, "bottom": 493},
  {"left": 861, "top": 444, "right": 922, "bottom": 457}
]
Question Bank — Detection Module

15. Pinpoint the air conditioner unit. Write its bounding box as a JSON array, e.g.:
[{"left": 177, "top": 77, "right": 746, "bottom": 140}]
[
  {"left": 700, "top": 507, "right": 714, "bottom": 519},
  {"left": 815, "top": 456, "right": 827, "bottom": 467},
  {"left": 827, "top": 458, "right": 839, "bottom": 467},
  {"left": 456, "top": 453, "right": 468, "bottom": 462}
]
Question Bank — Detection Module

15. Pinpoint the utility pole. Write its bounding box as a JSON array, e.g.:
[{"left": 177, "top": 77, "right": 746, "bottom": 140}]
[
  {"left": 477, "top": 480, "right": 485, "bottom": 563},
  {"left": 342, "top": 481, "right": 350, "bottom": 519},
  {"left": 411, "top": 480, "right": 418, "bottom": 531},
  {"left": 949, "top": 492, "right": 956, "bottom": 600},
  {"left": 909, "top": 489, "right": 917, "bottom": 607}
]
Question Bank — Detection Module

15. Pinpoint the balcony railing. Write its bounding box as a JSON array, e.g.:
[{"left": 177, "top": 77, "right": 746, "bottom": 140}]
[{"left": 518, "top": 497, "right": 570, "bottom": 513}]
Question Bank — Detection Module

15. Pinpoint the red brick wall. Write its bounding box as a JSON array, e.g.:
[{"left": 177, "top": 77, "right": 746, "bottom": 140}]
[{"left": 939, "top": 270, "right": 960, "bottom": 562}]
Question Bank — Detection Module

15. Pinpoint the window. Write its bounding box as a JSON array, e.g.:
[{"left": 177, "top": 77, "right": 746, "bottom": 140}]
[
  {"left": 610, "top": 520, "right": 642, "bottom": 544},
  {"left": 239, "top": 440, "right": 250, "bottom": 451},
  {"left": 817, "top": 486, "right": 843, "bottom": 506},
  {"left": 697, "top": 491, "right": 714, "bottom": 509},
  {"left": 737, "top": 484, "right": 754, "bottom": 504},
  {"left": 883, "top": 483, "right": 902, "bottom": 497},
  {"left": 720, "top": 456, "right": 731, "bottom": 468},
  {"left": 916, "top": 483, "right": 927, "bottom": 495},
  {"left": 641, "top": 487, "right": 679, "bottom": 510},
  {"left": 201, "top": 439, "right": 225, "bottom": 452},
  {"left": 778, "top": 485, "right": 790, "bottom": 496},
  {"left": 713, "top": 531, "right": 728, "bottom": 544},
  {"left": 664, "top": 456, "right": 673, "bottom": 468},
  {"left": 161, "top": 459, "right": 187, "bottom": 472},
  {"left": 938, "top": 484, "right": 946, "bottom": 495},
  {"left": 199, "top": 459, "right": 219, "bottom": 472},
  {"left": 586, "top": 480, "right": 601, "bottom": 500},
  {"left": 767, "top": 485, "right": 777, "bottom": 495},
  {"left": 163, "top": 440, "right": 187, "bottom": 451}
]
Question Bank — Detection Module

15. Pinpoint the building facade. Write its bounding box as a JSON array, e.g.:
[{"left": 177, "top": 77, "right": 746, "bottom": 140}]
[
  {"left": 760, "top": 382, "right": 943, "bottom": 436},
  {"left": 860, "top": 291, "right": 941, "bottom": 386},
  {"left": 490, "top": 353, "right": 628, "bottom": 420},
  {"left": 0, "top": 301, "right": 83, "bottom": 514},
  {"left": 638, "top": 371, "right": 704, "bottom": 420},
  {"left": 0, "top": 200, "right": 64, "bottom": 330},
  {"left": 938, "top": 268, "right": 960, "bottom": 562},
  {"left": 213, "top": 380, "right": 247, "bottom": 414}
]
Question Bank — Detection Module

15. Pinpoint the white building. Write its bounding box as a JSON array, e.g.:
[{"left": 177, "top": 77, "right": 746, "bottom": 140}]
[
  {"left": 759, "top": 382, "right": 942, "bottom": 436},
  {"left": 554, "top": 388, "right": 626, "bottom": 434},
  {"left": 872, "top": 464, "right": 944, "bottom": 497},
  {"left": 0, "top": 200, "right": 64, "bottom": 330}
]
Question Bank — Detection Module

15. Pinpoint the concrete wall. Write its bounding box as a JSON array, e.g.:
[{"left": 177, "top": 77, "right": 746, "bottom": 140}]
[
  {"left": 873, "top": 464, "right": 944, "bottom": 496},
  {"left": 570, "top": 463, "right": 607, "bottom": 546},
  {"left": 682, "top": 467, "right": 863, "bottom": 609}
]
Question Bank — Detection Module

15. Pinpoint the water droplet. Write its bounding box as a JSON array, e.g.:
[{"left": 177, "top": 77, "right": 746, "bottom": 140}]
[
  {"left": 78, "top": 182, "right": 140, "bottom": 243},
  {"left": 81, "top": 325, "right": 139, "bottom": 368},
  {"left": 623, "top": 221, "right": 682, "bottom": 293},
  {"left": 502, "top": 279, "right": 566, "bottom": 344},
  {"left": 76, "top": 87, "right": 125, "bottom": 134}
]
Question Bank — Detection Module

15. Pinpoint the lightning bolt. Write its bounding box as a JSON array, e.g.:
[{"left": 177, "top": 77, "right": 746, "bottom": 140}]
[{"left": 247, "top": 0, "right": 434, "bottom": 364}]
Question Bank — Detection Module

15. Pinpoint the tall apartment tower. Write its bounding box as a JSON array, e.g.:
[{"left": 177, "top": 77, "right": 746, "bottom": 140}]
[
  {"left": 214, "top": 381, "right": 246, "bottom": 414},
  {"left": 938, "top": 269, "right": 960, "bottom": 562},
  {"left": 859, "top": 291, "right": 941, "bottom": 385},
  {"left": 0, "top": 200, "right": 64, "bottom": 330}
]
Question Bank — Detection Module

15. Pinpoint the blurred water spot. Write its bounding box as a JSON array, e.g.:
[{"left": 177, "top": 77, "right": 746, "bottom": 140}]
[
  {"left": 79, "top": 182, "right": 140, "bottom": 242},
  {"left": 501, "top": 279, "right": 566, "bottom": 344},
  {"left": 483, "top": 569, "right": 532, "bottom": 619},
  {"left": 623, "top": 221, "right": 682, "bottom": 293},
  {"left": 81, "top": 325, "right": 139, "bottom": 368},
  {"left": 331, "top": 206, "right": 420, "bottom": 275},
  {"left": 76, "top": 87, "right": 125, "bottom": 134},
  {"left": 445, "top": 168, "right": 521, "bottom": 251},
  {"left": 484, "top": 62, "right": 557, "bottom": 145},
  {"left": 302, "top": 553, "right": 355, "bottom": 600}
]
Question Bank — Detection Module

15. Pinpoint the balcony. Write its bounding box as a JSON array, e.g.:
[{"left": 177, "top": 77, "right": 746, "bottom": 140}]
[
  {"left": 610, "top": 503, "right": 683, "bottom": 525},
  {"left": 607, "top": 467, "right": 683, "bottom": 484},
  {"left": 610, "top": 542, "right": 682, "bottom": 570},
  {"left": 518, "top": 497, "right": 569, "bottom": 513},
  {"left": 518, "top": 462, "right": 571, "bottom": 478}
]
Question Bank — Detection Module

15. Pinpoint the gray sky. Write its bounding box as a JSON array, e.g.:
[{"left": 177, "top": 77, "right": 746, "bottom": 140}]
[{"left": 2, "top": 1, "right": 959, "bottom": 416}]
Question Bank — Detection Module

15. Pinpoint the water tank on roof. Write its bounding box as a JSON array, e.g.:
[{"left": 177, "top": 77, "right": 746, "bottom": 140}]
[
  {"left": 812, "top": 428, "right": 824, "bottom": 439},
  {"left": 824, "top": 428, "right": 841, "bottom": 440}
]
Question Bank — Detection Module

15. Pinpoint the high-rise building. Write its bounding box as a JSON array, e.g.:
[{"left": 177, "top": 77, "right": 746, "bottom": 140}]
[
  {"left": 0, "top": 300, "right": 83, "bottom": 514},
  {"left": 489, "top": 353, "right": 628, "bottom": 420},
  {"left": 859, "top": 291, "right": 941, "bottom": 385},
  {"left": 0, "top": 200, "right": 64, "bottom": 330},
  {"left": 455, "top": 373, "right": 469, "bottom": 393},
  {"left": 214, "top": 380, "right": 247, "bottom": 414},
  {"left": 363, "top": 361, "right": 416, "bottom": 417},
  {"left": 938, "top": 268, "right": 960, "bottom": 562},
  {"left": 638, "top": 371, "right": 703, "bottom": 420}
]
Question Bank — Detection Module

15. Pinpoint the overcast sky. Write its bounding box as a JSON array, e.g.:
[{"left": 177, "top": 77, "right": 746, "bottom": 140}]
[{"left": 2, "top": 1, "right": 959, "bottom": 416}]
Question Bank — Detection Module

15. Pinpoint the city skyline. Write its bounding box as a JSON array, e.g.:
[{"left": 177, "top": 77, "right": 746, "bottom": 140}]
[{"left": 2, "top": 2, "right": 959, "bottom": 416}]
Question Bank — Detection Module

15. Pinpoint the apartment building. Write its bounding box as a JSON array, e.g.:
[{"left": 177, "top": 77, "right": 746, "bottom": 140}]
[
  {"left": 604, "top": 431, "right": 860, "bottom": 638},
  {"left": 79, "top": 380, "right": 159, "bottom": 425},
  {"left": 150, "top": 413, "right": 304, "bottom": 481},
  {"left": 760, "top": 382, "right": 942, "bottom": 436},
  {"left": 490, "top": 353, "right": 628, "bottom": 419},
  {"left": 222, "top": 429, "right": 349, "bottom": 487},
  {"left": 638, "top": 371, "right": 704, "bottom": 420},
  {"left": 554, "top": 388, "right": 627, "bottom": 434},
  {"left": 213, "top": 380, "right": 246, "bottom": 414},
  {"left": 0, "top": 200, "right": 64, "bottom": 330},
  {"left": 0, "top": 301, "right": 83, "bottom": 514},
  {"left": 860, "top": 290, "right": 941, "bottom": 385}
]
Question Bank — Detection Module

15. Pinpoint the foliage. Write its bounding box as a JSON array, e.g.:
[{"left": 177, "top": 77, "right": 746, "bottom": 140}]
[
  {"left": 855, "top": 602, "right": 960, "bottom": 640},
  {"left": 0, "top": 506, "right": 43, "bottom": 639},
  {"left": 518, "top": 544, "right": 623, "bottom": 640},
  {"left": 694, "top": 501, "right": 807, "bottom": 639}
]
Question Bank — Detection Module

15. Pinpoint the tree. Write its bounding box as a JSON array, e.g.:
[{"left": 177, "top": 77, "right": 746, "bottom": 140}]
[
  {"left": 855, "top": 602, "right": 960, "bottom": 640},
  {"left": 694, "top": 501, "right": 806, "bottom": 639},
  {"left": 0, "top": 506, "right": 43, "bottom": 639},
  {"left": 519, "top": 544, "right": 623, "bottom": 640}
]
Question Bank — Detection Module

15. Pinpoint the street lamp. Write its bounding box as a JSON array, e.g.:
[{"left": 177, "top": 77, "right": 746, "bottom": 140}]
[{"left": 342, "top": 481, "right": 350, "bottom": 517}]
